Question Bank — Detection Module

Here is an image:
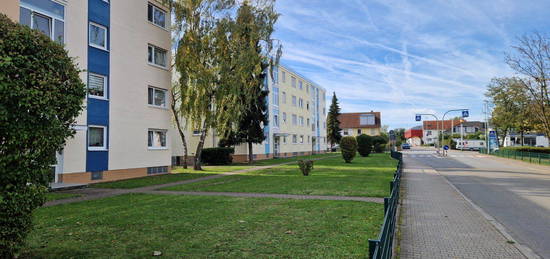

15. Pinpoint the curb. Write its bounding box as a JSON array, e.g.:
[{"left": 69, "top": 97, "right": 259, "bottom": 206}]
[{"left": 437, "top": 170, "right": 541, "bottom": 259}]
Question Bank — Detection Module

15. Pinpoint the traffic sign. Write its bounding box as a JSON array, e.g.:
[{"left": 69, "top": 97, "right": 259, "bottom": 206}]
[
  {"left": 443, "top": 145, "right": 449, "bottom": 150},
  {"left": 415, "top": 115, "right": 421, "bottom": 121},
  {"left": 462, "top": 110, "right": 469, "bottom": 118}
]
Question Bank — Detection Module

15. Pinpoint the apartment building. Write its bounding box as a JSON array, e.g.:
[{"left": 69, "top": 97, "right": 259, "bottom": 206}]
[
  {"left": 338, "top": 112, "right": 382, "bottom": 137},
  {"left": 2, "top": 0, "right": 173, "bottom": 183},
  {"left": 171, "top": 64, "right": 328, "bottom": 163},
  {"left": 422, "top": 119, "right": 461, "bottom": 144}
]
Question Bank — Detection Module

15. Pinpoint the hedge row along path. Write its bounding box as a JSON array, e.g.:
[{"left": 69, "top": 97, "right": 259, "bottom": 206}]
[{"left": 45, "top": 155, "right": 386, "bottom": 207}]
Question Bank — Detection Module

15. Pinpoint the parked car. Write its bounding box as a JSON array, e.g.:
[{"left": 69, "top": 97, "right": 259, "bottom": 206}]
[
  {"left": 454, "top": 139, "right": 485, "bottom": 151},
  {"left": 401, "top": 143, "right": 411, "bottom": 149}
]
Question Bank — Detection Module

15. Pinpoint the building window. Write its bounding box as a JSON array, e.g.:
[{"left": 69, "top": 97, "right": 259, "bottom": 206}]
[
  {"left": 89, "top": 22, "right": 107, "bottom": 50},
  {"left": 193, "top": 130, "right": 201, "bottom": 135},
  {"left": 91, "top": 171, "right": 103, "bottom": 180},
  {"left": 343, "top": 129, "right": 349, "bottom": 136},
  {"left": 292, "top": 96, "right": 297, "bottom": 106},
  {"left": 88, "top": 126, "right": 107, "bottom": 150},
  {"left": 299, "top": 116, "right": 304, "bottom": 126},
  {"left": 273, "top": 87, "right": 279, "bottom": 105},
  {"left": 299, "top": 81, "right": 303, "bottom": 90},
  {"left": 88, "top": 73, "right": 107, "bottom": 99},
  {"left": 282, "top": 91, "right": 286, "bottom": 104},
  {"left": 292, "top": 134, "right": 297, "bottom": 144},
  {"left": 298, "top": 98, "right": 303, "bottom": 108},
  {"left": 148, "top": 129, "right": 167, "bottom": 149},
  {"left": 291, "top": 76, "right": 296, "bottom": 88},
  {"left": 20, "top": 2, "right": 65, "bottom": 44},
  {"left": 147, "top": 166, "right": 168, "bottom": 175},
  {"left": 300, "top": 135, "right": 304, "bottom": 143},
  {"left": 306, "top": 101, "right": 309, "bottom": 110},
  {"left": 323, "top": 108, "right": 326, "bottom": 115},
  {"left": 358, "top": 129, "right": 362, "bottom": 134},
  {"left": 147, "top": 3, "right": 166, "bottom": 28},
  {"left": 148, "top": 44, "right": 167, "bottom": 68},
  {"left": 306, "top": 84, "right": 309, "bottom": 93},
  {"left": 308, "top": 136, "right": 310, "bottom": 143},
  {"left": 307, "top": 118, "right": 310, "bottom": 126},
  {"left": 283, "top": 136, "right": 287, "bottom": 144},
  {"left": 282, "top": 112, "right": 287, "bottom": 123},
  {"left": 274, "top": 114, "right": 279, "bottom": 127},
  {"left": 292, "top": 114, "right": 297, "bottom": 125},
  {"left": 282, "top": 71, "right": 286, "bottom": 83},
  {"left": 148, "top": 87, "right": 167, "bottom": 108},
  {"left": 360, "top": 114, "right": 375, "bottom": 125}
]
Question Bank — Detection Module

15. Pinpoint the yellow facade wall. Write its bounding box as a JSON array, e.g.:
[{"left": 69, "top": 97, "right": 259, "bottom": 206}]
[
  {"left": 0, "top": 0, "right": 19, "bottom": 21},
  {"left": 342, "top": 127, "right": 381, "bottom": 137}
]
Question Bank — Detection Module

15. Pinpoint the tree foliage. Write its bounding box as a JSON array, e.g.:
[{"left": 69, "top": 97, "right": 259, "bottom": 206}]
[
  {"left": 218, "top": 0, "right": 280, "bottom": 164},
  {"left": 356, "top": 134, "right": 372, "bottom": 157},
  {"left": 326, "top": 92, "right": 342, "bottom": 150},
  {"left": 486, "top": 77, "right": 533, "bottom": 145},
  {"left": 0, "top": 14, "right": 86, "bottom": 257},
  {"left": 340, "top": 136, "right": 358, "bottom": 163},
  {"left": 505, "top": 32, "right": 550, "bottom": 137},
  {"left": 171, "top": 0, "right": 280, "bottom": 169}
]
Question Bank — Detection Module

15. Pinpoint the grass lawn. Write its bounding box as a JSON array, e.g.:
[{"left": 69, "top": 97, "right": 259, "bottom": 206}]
[
  {"left": 23, "top": 193, "right": 383, "bottom": 258},
  {"left": 162, "top": 153, "right": 397, "bottom": 197},
  {"left": 91, "top": 153, "right": 339, "bottom": 189},
  {"left": 45, "top": 192, "right": 81, "bottom": 202}
]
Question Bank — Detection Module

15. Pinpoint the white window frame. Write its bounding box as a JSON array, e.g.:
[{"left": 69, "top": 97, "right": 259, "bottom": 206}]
[
  {"left": 148, "top": 129, "right": 168, "bottom": 150},
  {"left": 20, "top": 3, "right": 65, "bottom": 44},
  {"left": 148, "top": 44, "right": 168, "bottom": 68},
  {"left": 89, "top": 22, "right": 108, "bottom": 51},
  {"left": 88, "top": 126, "right": 107, "bottom": 151},
  {"left": 88, "top": 73, "right": 108, "bottom": 100},
  {"left": 147, "top": 3, "right": 167, "bottom": 29},
  {"left": 282, "top": 91, "right": 286, "bottom": 104},
  {"left": 291, "top": 77, "right": 296, "bottom": 88},
  {"left": 282, "top": 112, "right": 287, "bottom": 123},
  {"left": 282, "top": 71, "right": 286, "bottom": 83},
  {"left": 148, "top": 86, "right": 167, "bottom": 108}
]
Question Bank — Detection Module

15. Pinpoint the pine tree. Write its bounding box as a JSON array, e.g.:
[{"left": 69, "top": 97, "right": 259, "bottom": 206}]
[{"left": 327, "top": 92, "right": 342, "bottom": 150}]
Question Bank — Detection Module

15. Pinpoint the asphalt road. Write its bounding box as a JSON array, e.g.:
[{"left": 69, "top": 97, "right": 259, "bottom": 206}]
[{"left": 403, "top": 147, "right": 550, "bottom": 258}]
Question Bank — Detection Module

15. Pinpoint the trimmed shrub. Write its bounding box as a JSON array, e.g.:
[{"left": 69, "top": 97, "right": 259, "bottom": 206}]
[
  {"left": 500, "top": 146, "right": 550, "bottom": 154},
  {"left": 200, "top": 147, "right": 235, "bottom": 165},
  {"left": 298, "top": 160, "right": 314, "bottom": 176},
  {"left": 356, "top": 134, "right": 372, "bottom": 157},
  {"left": 341, "top": 136, "right": 358, "bottom": 163},
  {"left": 372, "top": 136, "right": 388, "bottom": 153},
  {"left": 0, "top": 14, "right": 86, "bottom": 257}
]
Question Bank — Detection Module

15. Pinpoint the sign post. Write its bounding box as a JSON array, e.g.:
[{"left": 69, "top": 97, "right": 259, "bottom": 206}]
[
  {"left": 389, "top": 130, "right": 396, "bottom": 151},
  {"left": 488, "top": 130, "right": 498, "bottom": 152}
]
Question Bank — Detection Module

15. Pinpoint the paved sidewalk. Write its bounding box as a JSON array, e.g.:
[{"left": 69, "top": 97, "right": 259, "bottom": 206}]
[
  {"left": 45, "top": 155, "right": 340, "bottom": 207},
  {"left": 398, "top": 158, "right": 526, "bottom": 259}
]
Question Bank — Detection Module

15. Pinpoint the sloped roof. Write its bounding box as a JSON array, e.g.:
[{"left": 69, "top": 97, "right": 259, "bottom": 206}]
[
  {"left": 423, "top": 119, "right": 462, "bottom": 130},
  {"left": 338, "top": 112, "right": 381, "bottom": 129}
]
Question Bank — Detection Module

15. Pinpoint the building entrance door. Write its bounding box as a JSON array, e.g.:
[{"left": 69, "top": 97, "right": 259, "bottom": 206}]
[{"left": 274, "top": 136, "right": 280, "bottom": 158}]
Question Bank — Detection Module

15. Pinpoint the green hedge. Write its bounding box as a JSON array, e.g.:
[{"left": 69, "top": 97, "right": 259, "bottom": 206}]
[
  {"left": 356, "top": 134, "right": 372, "bottom": 157},
  {"left": 340, "top": 136, "right": 358, "bottom": 163},
  {"left": 200, "top": 147, "right": 235, "bottom": 165},
  {"left": 500, "top": 146, "right": 550, "bottom": 154}
]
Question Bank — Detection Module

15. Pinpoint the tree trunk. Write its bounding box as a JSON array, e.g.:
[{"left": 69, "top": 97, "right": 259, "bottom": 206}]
[
  {"left": 248, "top": 141, "right": 253, "bottom": 164},
  {"left": 194, "top": 122, "right": 208, "bottom": 170},
  {"left": 170, "top": 90, "right": 188, "bottom": 169},
  {"left": 520, "top": 131, "right": 524, "bottom": 146}
]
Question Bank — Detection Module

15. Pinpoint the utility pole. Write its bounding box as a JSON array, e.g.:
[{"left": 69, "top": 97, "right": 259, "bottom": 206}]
[
  {"left": 483, "top": 101, "right": 490, "bottom": 154},
  {"left": 460, "top": 121, "right": 464, "bottom": 151},
  {"left": 441, "top": 109, "right": 469, "bottom": 154}
]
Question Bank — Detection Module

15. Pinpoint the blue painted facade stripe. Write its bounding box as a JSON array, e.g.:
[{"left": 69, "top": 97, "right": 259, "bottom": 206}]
[
  {"left": 86, "top": 0, "right": 110, "bottom": 172},
  {"left": 264, "top": 71, "right": 270, "bottom": 155}
]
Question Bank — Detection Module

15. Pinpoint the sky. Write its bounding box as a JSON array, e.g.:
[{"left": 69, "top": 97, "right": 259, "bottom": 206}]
[{"left": 273, "top": 0, "right": 550, "bottom": 130}]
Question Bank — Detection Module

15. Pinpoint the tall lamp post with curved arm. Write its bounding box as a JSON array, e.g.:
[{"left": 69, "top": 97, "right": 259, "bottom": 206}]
[
  {"left": 415, "top": 113, "right": 440, "bottom": 154},
  {"left": 440, "top": 109, "right": 469, "bottom": 152}
]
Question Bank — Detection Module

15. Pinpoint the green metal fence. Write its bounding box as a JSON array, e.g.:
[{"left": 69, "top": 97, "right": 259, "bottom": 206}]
[
  {"left": 368, "top": 151, "right": 402, "bottom": 259},
  {"left": 480, "top": 148, "right": 550, "bottom": 165}
]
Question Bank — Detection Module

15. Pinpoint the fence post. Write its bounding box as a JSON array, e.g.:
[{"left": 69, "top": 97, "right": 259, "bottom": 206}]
[
  {"left": 368, "top": 239, "right": 379, "bottom": 259},
  {"left": 384, "top": 197, "right": 389, "bottom": 213}
]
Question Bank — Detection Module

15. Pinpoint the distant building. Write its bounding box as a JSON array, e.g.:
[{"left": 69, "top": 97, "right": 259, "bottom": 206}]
[
  {"left": 405, "top": 126, "right": 423, "bottom": 146},
  {"left": 337, "top": 112, "right": 382, "bottom": 137},
  {"left": 503, "top": 133, "right": 549, "bottom": 148},
  {"left": 452, "top": 121, "right": 485, "bottom": 134},
  {"left": 422, "top": 119, "right": 461, "bottom": 145}
]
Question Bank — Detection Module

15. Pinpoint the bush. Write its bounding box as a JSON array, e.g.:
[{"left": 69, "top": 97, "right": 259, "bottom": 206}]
[
  {"left": 340, "top": 136, "right": 358, "bottom": 163},
  {"left": 372, "top": 136, "right": 388, "bottom": 153},
  {"left": 200, "top": 147, "right": 235, "bottom": 165},
  {"left": 500, "top": 146, "right": 550, "bottom": 154},
  {"left": 356, "top": 134, "right": 372, "bottom": 157},
  {"left": 297, "top": 160, "right": 314, "bottom": 176},
  {"left": 0, "top": 14, "right": 86, "bottom": 257}
]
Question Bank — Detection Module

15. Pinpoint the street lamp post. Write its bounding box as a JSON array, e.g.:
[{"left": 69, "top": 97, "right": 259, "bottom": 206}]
[
  {"left": 415, "top": 113, "right": 440, "bottom": 154},
  {"left": 440, "top": 109, "right": 469, "bottom": 154}
]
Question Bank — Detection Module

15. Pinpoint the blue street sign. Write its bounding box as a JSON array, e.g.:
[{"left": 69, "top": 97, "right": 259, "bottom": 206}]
[
  {"left": 415, "top": 115, "right": 421, "bottom": 121},
  {"left": 443, "top": 145, "right": 449, "bottom": 150},
  {"left": 462, "top": 110, "right": 469, "bottom": 118},
  {"left": 489, "top": 130, "right": 498, "bottom": 150}
]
